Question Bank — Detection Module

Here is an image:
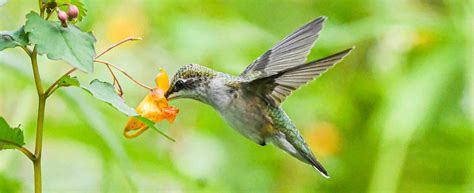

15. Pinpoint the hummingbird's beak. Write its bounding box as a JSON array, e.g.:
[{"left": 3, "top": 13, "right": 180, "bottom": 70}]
[{"left": 165, "top": 87, "right": 175, "bottom": 100}]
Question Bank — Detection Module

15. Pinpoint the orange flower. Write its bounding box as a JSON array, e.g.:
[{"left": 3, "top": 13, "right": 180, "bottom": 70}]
[{"left": 123, "top": 68, "right": 179, "bottom": 138}]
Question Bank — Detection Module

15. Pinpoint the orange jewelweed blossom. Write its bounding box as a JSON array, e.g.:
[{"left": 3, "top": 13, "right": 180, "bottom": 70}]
[{"left": 123, "top": 68, "right": 179, "bottom": 138}]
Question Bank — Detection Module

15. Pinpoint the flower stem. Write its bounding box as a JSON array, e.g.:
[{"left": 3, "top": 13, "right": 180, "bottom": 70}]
[
  {"left": 31, "top": 47, "right": 45, "bottom": 193},
  {"left": 105, "top": 64, "right": 124, "bottom": 96},
  {"left": 94, "top": 59, "right": 153, "bottom": 90},
  {"left": 95, "top": 37, "right": 142, "bottom": 59}
]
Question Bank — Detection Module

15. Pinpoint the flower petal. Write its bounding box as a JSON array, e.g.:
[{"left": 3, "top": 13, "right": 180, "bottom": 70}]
[
  {"left": 123, "top": 68, "right": 179, "bottom": 139},
  {"left": 155, "top": 68, "right": 169, "bottom": 92},
  {"left": 123, "top": 117, "right": 148, "bottom": 138},
  {"left": 162, "top": 106, "right": 179, "bottom": 123}
]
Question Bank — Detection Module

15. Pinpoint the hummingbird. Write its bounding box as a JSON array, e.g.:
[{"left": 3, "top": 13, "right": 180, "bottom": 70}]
[{"left": 165, "top": 16, "right": 353, "bottom": 178}]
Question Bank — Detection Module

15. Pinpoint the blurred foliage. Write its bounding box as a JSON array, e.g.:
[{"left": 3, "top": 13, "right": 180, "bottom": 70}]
[{"left": 0, "top": 0, "right": 472, "bottom": 193}]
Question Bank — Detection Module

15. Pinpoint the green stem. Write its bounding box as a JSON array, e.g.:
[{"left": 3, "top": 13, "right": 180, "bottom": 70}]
[
  {"left": 17, "top": 146, "right": 35, "bottom": 161},
  {"left": 0, "top": 139, "right": 35, "bottom": 161},
  {"left": 31, "top": 49, "right": 44, "bottom": 95},
  {"left": 21, "top": 46, "right": 32, "bottom": 57},
  {"left": 30, "top": 47, "right": 45, "bottom": 193},
  {"left": 45, "top": 68, "right": 76, "bottom": 98},
  {"left": 38, "top": 0, "right": 44, "bottom": 17},
  {"left": 45, "top": 11, "right": 53, "bottom": 20},
  {"left": 33, "top": 7, "right": 47, "bottom": 193}
]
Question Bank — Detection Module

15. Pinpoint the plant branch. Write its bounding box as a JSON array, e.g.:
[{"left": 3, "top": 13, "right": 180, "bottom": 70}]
[
  {"left": 21, "top": 46, "right": 32, "bottom": 57},
  {"left": 94, "top": 59, "right": 153, "bottom": 90},
  {"left": 105, "top": 64, "right": 123, "bottom": 96},
  {"left": 38, "top": 0, "right": 44, "bottom": 17},
  {"left": 30, "top": 46, "right": 46, "bottom": 193},
  {"left": 18, "top": 146, "right": 35, "bottom": 161},
  {"left": 0, "top": 139, "right": 35, "bottom": 161},
  {"left": 31, "top": 48, "right": 44, "bottom": 97},
  {"left": 95, "top": 37, "right": 142, "bottom": 59},
  {"left": 45, "top": 11, "right": 53, "bottom": 20},
  {"left": 45, "top": 68, "right": 77, "bottom": 98}
]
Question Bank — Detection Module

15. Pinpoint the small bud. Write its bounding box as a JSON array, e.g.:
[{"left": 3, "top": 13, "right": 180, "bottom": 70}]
[
  {"left": 67, "top": 4, "right": 79, "bottom": 19},
  {"left": 57, "top": 10, "right": 68, "bottom": 27}
]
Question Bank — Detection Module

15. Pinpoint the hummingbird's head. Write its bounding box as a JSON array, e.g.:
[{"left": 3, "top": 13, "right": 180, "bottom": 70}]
[{"left": 165, "top": 64, "right": 217, "bottom": 101}]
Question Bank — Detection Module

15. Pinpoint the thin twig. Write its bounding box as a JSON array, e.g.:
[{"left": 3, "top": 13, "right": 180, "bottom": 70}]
[
  {"left": 0, "top": 139, "right": 35, "bottom": 161},
  {"left": 45, "top": 37, "right": 143, "bottom": 98},
  {"left": 45, "top": 68, "right": 77, "bottom": 98},
  {"left": 46, "top": 86, "right": 59, "bottom": 98},
  {"left": 95, "top": 37, "right": 142, "bottom": 59},
  {"left": 38, "top": 0, "right": 44, "bottom": 17},
  {"left": 45, "top": 11, "right": 53, "bottom": 20},
  {"left": 105, "top": 64, "right": 123, "bottom": 96},
  {"left": 94, "top": 37, "right": 142, "bottom": 94},
  {"left": 21, "top": 46, "right": 32, "bottom": 57},
  {"left": 94, "top": 59, "right": 153, "bottom": 90},
  {"left": 18, "top": 146, "right": 36, "bottom": 161}
]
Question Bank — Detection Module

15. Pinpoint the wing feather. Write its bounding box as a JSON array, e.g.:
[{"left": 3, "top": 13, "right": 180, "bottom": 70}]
[
  {"left": 248, "top": 47, "right": 354, "bottom": 106},
  {"left": 240, "top": 17, "right": 327, "bottom": 79}
]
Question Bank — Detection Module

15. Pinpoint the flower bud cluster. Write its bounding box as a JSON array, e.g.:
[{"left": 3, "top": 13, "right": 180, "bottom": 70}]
[{"left": 57, "top": 4, "right": 79, "bottom": 27}]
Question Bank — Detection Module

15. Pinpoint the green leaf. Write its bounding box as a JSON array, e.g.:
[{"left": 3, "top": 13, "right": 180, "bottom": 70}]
[
  {"left": 0, "top": 117, "right": 25, "bottom": 150},
  {"left": 24, "top": 12, "right": 96, "bottom": 72},
  {"left": 58, "top": 75, "right": 79, "bottom": 87},
  {"left": 135, "top": 116, "right": 175, "bottom": 142},
  {"left": 0, "top": 26, "right": 29, "bottom": 51},
  {"left": 80, "top": 79, "right": 138, "bottom": 116}
]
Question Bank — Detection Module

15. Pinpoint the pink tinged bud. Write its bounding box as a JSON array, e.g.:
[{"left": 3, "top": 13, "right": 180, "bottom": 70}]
[
  {"left": 67, "top": 4, "right": 79, "bottom": 19},
  {"left": 57, "top": 10, "right": 68, "bottom": 27},
  {"left": 57, "top": 10, "right": 68, "bottom": 21}
]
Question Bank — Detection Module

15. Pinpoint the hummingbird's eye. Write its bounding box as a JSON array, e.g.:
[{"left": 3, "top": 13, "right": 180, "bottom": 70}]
[{"left": 175, "top": 80, "right": 186, "bottom": 90}]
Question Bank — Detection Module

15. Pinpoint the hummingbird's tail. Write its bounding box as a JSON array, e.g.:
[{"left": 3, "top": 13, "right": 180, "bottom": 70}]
[{"left": 270, "top": 133, "right": 330, "bottom": 178}]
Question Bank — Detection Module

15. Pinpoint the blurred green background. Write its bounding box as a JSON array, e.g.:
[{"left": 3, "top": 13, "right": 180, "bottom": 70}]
[{"left": 0, "top": 0, "right": 472, "bottom": 193}]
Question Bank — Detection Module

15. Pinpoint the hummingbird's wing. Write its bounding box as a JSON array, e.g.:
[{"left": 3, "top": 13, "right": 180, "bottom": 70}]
[
  {"left": 247, "top": 48, "right": 353, "bottom": 106},
  {"left": 240, "top": 17, "right": 326, "bottom": 80}
]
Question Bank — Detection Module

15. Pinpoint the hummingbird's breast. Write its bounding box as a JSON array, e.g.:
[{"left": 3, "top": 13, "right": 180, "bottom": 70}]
[{"left": 206, "top": 77, "right": 273, "bottom": 144}]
